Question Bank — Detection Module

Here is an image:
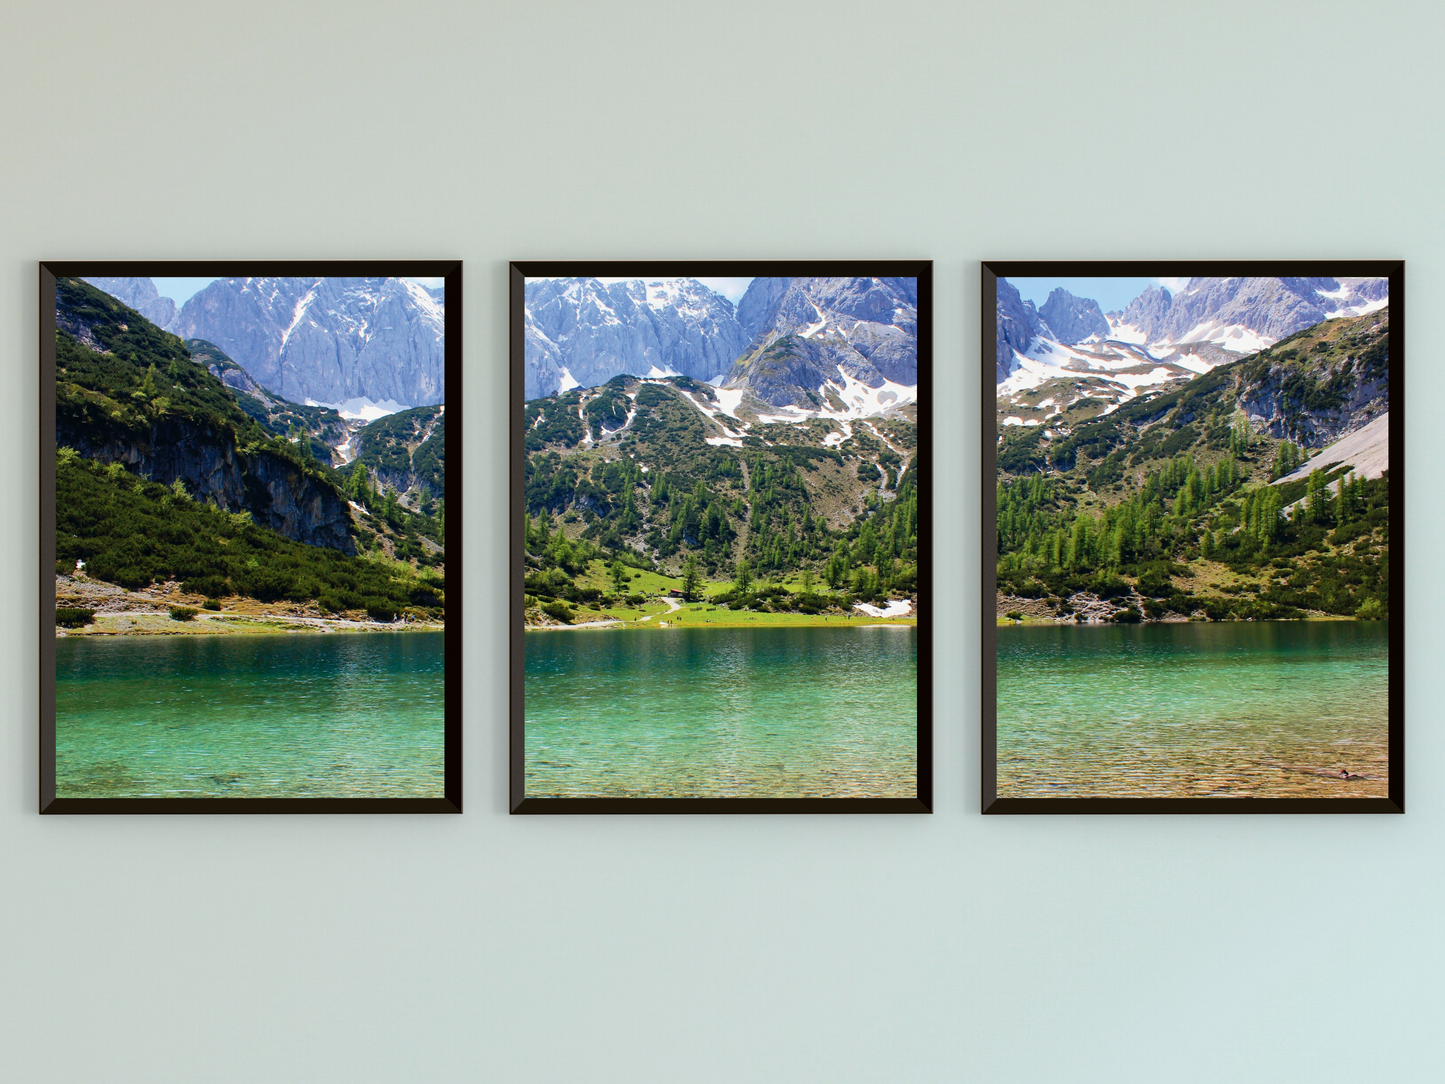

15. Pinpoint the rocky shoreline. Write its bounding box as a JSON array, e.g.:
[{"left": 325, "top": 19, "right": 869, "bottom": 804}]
[
  {"left": 55, "top": 574, "right": 441, "bottom": 636},
  {"left": 996, "top": 591, "right": 1339, "bottom": 624}
]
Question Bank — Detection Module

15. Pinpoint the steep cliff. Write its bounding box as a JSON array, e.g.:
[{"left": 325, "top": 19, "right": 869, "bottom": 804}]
[{"left": 54, "top": 278, "right": 356, "bottom": 553}]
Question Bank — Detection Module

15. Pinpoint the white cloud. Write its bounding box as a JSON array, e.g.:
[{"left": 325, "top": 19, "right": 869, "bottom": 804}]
[{"left": 1153, "top": 277, "right": 1190, "bottom": 295}]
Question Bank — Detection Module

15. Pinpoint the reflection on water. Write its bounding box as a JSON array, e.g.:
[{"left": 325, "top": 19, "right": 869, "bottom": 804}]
[
  {"left": 525, "top": 626, "right": 918, "bottom": 798},
  {"left": 997, "top": 621, "right": 1389, "bottom": 798},
  {"left": 56, "top": 633, "right": 445, "bottom": 798}
]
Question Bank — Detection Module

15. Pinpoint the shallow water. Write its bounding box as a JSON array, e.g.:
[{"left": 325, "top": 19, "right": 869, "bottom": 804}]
[
  {"left": 55, "top": 633, "right": 445, "bottom": 798},
  {"left": 996, "top": 621, "right": 1389, "bottom": 798},
  {"left": 525, "top": 626, "right": 918, "bottom": 798}
]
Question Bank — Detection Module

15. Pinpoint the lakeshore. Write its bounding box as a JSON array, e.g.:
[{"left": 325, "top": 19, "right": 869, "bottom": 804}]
[{"left": 56, "top": 574, "right": 442, "bottom": 636}]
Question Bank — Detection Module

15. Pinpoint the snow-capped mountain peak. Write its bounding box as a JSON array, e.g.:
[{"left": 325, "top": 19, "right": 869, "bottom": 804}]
[{"left": 86, "top": 276, "right": 446, "bottom": 409}]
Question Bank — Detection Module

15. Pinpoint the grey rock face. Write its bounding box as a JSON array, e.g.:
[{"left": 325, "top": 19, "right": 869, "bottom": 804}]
[
  {"left": 1117, "top": 285, "right": 1174, "bottom": 340},
  {"left": 994, "top": 278, "right": 1038, "bottom": 382},
  {"left": 724, "top": 335, "right": 846, "bottom": 410},
  {"left": 1038, "top": 288, "right": 1109, "bottom": 344},
  {"left": 521, "top": 275, "right": 919, "bottom": 410},
  {"left": 524, "top": 278, "right": 748, "bottom": 399},
  {"left": 84, "top": 277, "right": 178, "bottom": 331},
  {"left": 171, "top": 277, "right": 445, "bottom": 407},
  {"left": 56, "top": 412, "right": 355, "bottom": 553},
  {"left": 735, "top": 276, "right": 792, "bottom": 341},
  {"left": 1118, "top": 277, "right": 1387, "bottom": 345},
  {"left": 724, "top": 276, "right": 919, "bottom": 406}
]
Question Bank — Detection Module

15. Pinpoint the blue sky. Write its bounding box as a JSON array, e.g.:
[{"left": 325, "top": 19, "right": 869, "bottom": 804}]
[
  {"left": 149, "top": 276, "right": 446, "bottom": 308},
  {"left": 1007, "top": 276, "right": 1187, "bottom": 315}
]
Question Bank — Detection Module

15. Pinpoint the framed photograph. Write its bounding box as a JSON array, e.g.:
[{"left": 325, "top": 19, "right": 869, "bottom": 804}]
[
  {"left": 511, "top": 261, "right": 931, "bottom": 812},
  {"left": 41, "top": 261, "right": 461, "bottom": 813},
  {"left": 983, "top": 261, "right": 1402, "bottom": 813}
]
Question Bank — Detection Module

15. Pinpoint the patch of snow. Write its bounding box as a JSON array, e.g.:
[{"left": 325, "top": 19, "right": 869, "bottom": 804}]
[
  {"left": 861, "top": 420, "right": 903, "bottom": 456},
  {"left": 1326, "top": 295, "right": 1388, "bottom": 319},
  {"left": 1316, "top": 282, "right": 1351, "bottom": 299},
  {"left": 645, "top": 364, "right": 681, "bottom": 378},
  {"left": 1177, "top": 320, "right": 1273, "bottom": 354},
  {"left": 822, "top": 419, "right": 853, "bottom": 448},
  {"left": 401, "top": 278, "right": 445, "bottom": 321},
  {"left": 348, "top": 500, "right": 370, "bottom": 517},
  {"left": 816, "top": 371, "right": 916, "bottom": 420},
  {"left": 334, "top": 433, "right": 357, "bottom": 464},
  {"left": 556, "top": 367, "right": 580, "bottom": 393},
  {"left": 1273, "top": 412, "right": 1389, "bottom": 485},
  {"left": 279, "top": 283, "right": 321, "bottom": 353},
  {"left": 800, "top": 299, "right": 829, "bottom": 338},
  {"left": 1172, "top": 353, "right": 1215, "bottom": 375},
  {"left": 1110, "top": 367, "right": 1178, "bottom": 393},
  {"left": 705, "top": 436, "right": 744, "bottom": 447},
  {"left": 307, "top": 396, "right": 410, "bottom": 422},
  {"left": 712, "top": 387, "right": 746, "bottom": 418},
  {"left": 1105, "top": 319, "right": 1148, "bottom": 345},
  {"left": 854, "top": 599, "right": 912, "bottom": 618}
]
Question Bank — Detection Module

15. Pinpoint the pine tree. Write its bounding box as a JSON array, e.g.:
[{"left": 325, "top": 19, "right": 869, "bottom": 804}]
[
  {"left": 734, "top": 557, "right": 752, "bottom": 596},
  {"left": 681, "top": 554, "right": 701, "bottom": 601}
]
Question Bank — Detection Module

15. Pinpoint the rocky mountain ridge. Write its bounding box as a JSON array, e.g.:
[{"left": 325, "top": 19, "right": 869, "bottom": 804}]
[
  {"left": 524, "top": 275, "right": 919, "bottom": 417},
  {"left": 55, "top": 279, "right": 356, "bottom": 552},
  {"left": 524, "top": 277, "right": 748, "bottom": 400},
  {"left": 995, "top": 275, "right": 1389, "bottom": 423},
  {"left": 86, "top": 276, "right": 446, "bottom": 412}
]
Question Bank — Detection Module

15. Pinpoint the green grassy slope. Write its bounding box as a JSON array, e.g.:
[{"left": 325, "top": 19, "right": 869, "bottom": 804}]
[
  {"left": 995, "top": 309, "right": 1391, "bottom": 620},
  {"left": 522, "top": 375, "right": 919, "bottom": 618},
  {"left": 57, "top": 450, "right": 441, "bottom": 619}
]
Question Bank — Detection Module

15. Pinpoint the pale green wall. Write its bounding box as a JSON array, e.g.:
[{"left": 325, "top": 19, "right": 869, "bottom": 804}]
[{"left": 1, "top": 1, "right": 1439, "bottom": 1080}]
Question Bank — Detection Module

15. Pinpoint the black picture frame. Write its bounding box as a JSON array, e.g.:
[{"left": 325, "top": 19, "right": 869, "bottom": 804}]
[
  {"left": 40, "top": 260, "right": 463, "bottom": 814},
  {"left": 511, "top": 260, "right": 933, "bottom": 813},
  {"left": 982, "top": 260, "right": 1404, "bottom": 814}
]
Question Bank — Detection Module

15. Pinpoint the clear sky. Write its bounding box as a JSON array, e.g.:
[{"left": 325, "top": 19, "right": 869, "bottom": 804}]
[
  {"left": 149, "top": 276, "right": 446, "bottom": 308},
  {"left": 1006, "top": 276, "right": 1187, "bottom": 314},
  {"left": 151, "top": 277, "right": 216, "bottom": 307}
]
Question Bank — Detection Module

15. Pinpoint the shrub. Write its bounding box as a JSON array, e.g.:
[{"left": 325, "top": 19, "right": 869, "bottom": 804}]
[
  {"left": 202, "top": 598, "right": 222, "bottom": 611},
  {"left": 1005, "top": 610, "right": 1023, "bottom": 622},
  {"left": 540, "top": 600, "right": 574, "bottom": 624},
  {"left": 366, "top": 604, "right": 398, "bottom": 623},
  {"left": 169, "top": 606, "right": 199, "bottom": 621},
  {"left": 1111, "top": 606, "right": 1142, "bottom": 623},
  {"left": 183, "top": 576, "right": 230, "bottom": 598},
  {"left": 1356, "top": 597, "right": 1384, "bottom": 620},
  {"left": 56, "top": 607, "right": 96, "bottom": 628}
]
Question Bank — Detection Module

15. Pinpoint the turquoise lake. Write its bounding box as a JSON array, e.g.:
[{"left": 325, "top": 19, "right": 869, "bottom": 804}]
[
  {"left": 525, "top": 626, "right": 918, "bottom": 798},
  {"left": 996, "top": 621, "right": 1389, "bottom": 798},
  {"left": 55, "top": 633, "right": 445, "bottom": 798}
]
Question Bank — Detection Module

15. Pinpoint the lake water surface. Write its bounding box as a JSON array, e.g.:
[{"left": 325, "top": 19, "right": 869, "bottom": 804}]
[
  {"left": 996, "top": 621, "right": 1389, "bottom": 798},
  {"left": 525, "top": 626, "right": 918, "bottom": 798},
  {"left": 55, "top": 633, "right": 445, "bottom": 798}
]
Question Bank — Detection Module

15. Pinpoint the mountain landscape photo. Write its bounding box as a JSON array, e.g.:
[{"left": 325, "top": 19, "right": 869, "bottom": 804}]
[
  {"left": 991, "top": 270, "right": 1394, "bottom": 802},
  {"left": 519, "top": 270, "right": 926, "bottom": 802},
  {"left": 51, "top": 270, "right": 452, "bottom": 801}
]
